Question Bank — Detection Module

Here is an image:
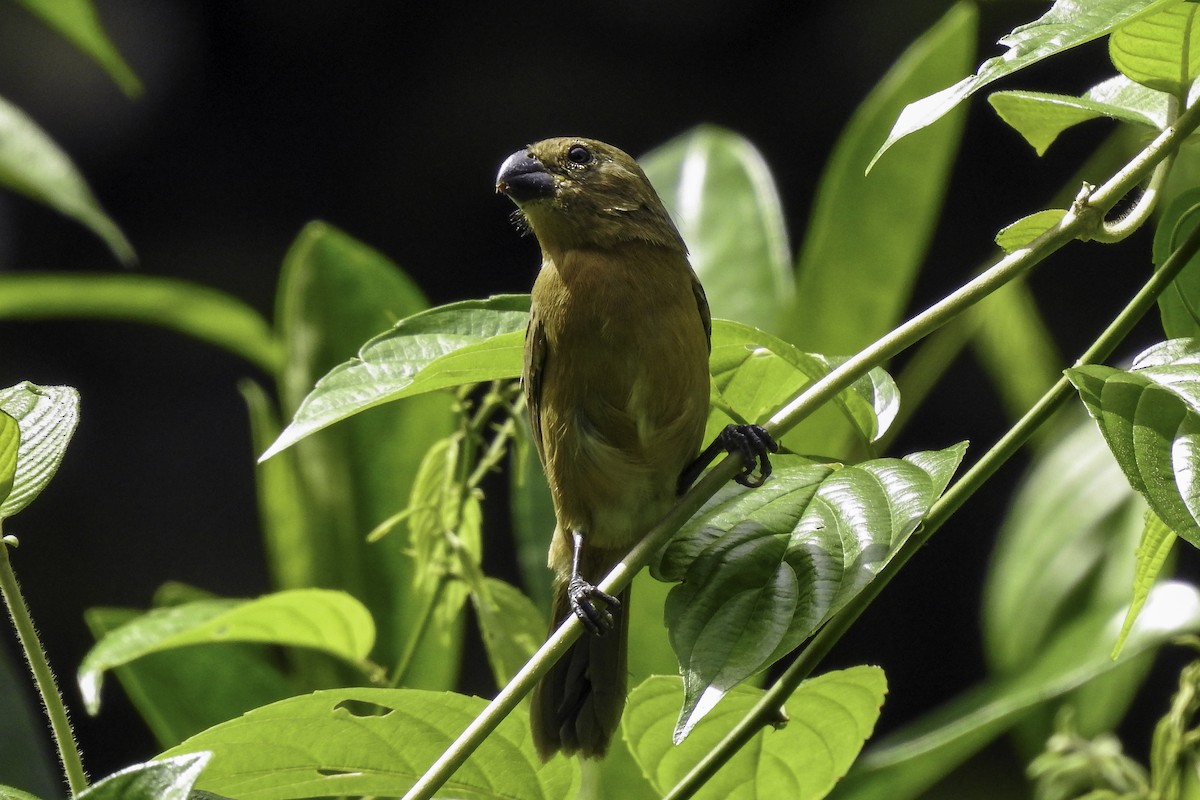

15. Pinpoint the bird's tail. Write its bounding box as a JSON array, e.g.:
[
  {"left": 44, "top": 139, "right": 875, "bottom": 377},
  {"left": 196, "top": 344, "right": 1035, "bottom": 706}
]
[{"left": 530, "top": 581, "right": 630, "bottom": 761}]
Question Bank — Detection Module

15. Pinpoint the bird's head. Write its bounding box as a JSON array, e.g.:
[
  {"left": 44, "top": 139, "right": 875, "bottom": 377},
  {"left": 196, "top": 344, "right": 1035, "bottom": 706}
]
[{"left": 496, "top": 137, "right": 685, "bottom": 253}]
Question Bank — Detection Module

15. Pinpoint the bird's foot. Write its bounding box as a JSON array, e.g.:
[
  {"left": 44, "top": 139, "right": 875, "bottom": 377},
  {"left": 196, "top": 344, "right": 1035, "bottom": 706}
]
[
  {"left": 720, "top": 424, "right": 779, "bottom": 488},
  {"left": 568, "top": 576, "right": 621, "bottom": 636}
]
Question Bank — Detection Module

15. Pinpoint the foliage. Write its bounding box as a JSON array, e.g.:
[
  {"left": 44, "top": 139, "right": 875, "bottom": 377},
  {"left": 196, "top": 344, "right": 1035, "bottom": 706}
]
[{"left": 7, "top": 1, "right": 1200, "bottom": 799}]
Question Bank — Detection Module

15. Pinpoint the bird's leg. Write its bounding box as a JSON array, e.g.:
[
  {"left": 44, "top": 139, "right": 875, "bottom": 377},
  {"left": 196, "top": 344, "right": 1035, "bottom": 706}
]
[
  {"left": 566, "top": 529, "right": 621, "bottom": 636},
  {"left": 678, "top": 424, "right": 780, "bottom": 493}
]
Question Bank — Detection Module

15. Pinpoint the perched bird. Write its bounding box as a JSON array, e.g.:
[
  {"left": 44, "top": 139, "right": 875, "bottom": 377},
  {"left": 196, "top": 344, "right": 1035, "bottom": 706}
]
[{"left": 496, "top": 137, "right": 775, "bottom": 761}]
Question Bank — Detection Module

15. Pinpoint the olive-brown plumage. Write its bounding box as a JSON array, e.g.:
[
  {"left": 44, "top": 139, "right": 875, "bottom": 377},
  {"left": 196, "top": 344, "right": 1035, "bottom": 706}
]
[{"left": 497, "top": 137, "right": 711, "bottom": 760}]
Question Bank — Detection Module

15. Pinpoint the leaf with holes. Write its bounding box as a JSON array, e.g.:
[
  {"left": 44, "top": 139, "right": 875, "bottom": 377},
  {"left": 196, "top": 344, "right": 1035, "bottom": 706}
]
[
  {"left": 78, "top": 589, "right": 375, "bottom": 715},
  {"left": 624, "top": 667, "right": 887, "bottom": 800},
  {"left": 1068, "top": 339, "right": 1200, "bottom": 548},
  {"left": 655, "top": 445, "right": 965, "bottom": 741},
  {"left": 0, "top": 383, "right": 80, "bottom": 520},
  {"left": 161, "top": 688, "right": 575, "bottom": 799}
]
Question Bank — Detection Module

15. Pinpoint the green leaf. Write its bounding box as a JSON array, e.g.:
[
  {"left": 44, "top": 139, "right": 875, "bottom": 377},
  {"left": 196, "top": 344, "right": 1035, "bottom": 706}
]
[
  {"left": 1155, "top": 187, "right": 1200, "bottom": 339},
  {"left": 836, "top": 581, "right": 1200, "bottom": 800},
  {"left": 0, "top": 413, "right": 18, "bottom": 507},
  {"left": 239, "top": 381, "right": 312, "bottom": 594},
  {"left": 1110, "top": 2, "right": 1200, "bottom": 96},
  {"left": 14, "top": 0, "right": 142, "bottom": 96},
  {"left": 271, "top": 221, "right": 459, "bottom": 688},
  {"left": 790, "top": 2, "right": 972, "bottom": 357},
  {"left": 263, "top": 294, "right": 528, "bottom": 460},
  {"left": 0, "top": 787, "right": 44, "bottom": 800},
  {"left": 989, "top": 77, "right": 1169, "bottom": 157},
  {"left": 995, "top": 209, "right": 1069, "bottom": 253},
  {"left": 0, "top": 383, "right": 79, "bottom": 519},
  {"left": 76, "top": 754, "right": 209, "bottom": 800},
  {"left": 983, "top": 418, "right": 1144, "bottom": 674},
  {"left": 1067, "top": 340, "right": 1200, "bottom": 548},
  {"left": 1113, "top": 510, "right": 1177, "bottom": 657},
  {"left": 161, "top": 688, "right": 574, "bottom": 800},
  {"left": 709, "top": 320, "right": 899, "bottom": 449},
  {"left": 625, "top": 667, "right": 887, "bottom": 800},
  {"left": 0, "top": 96, "right": 134, "bottom": 263},
  {"left": 78, "top": 589, "right": 375, "bottom": 715},
  {"left": 0, "top": 274, "right": 282, "bottom": 373},
  {"left": 656, "top": 445, "right": 965, "bottom": 740},
  {"left": 870, "top": 0, "right": 1176, "bottom": 169},
  {"left": 470, "top": 577, "right": 544, "bottom": 687},
  {"left": 641, "top": 125, "right": 794, "bottom": 334},
  {"left": 84, "top": 605, "right": 296, "bottom": 748},
  {"left": 982, "top": 416, "right": 1152, "bottom": 749}
]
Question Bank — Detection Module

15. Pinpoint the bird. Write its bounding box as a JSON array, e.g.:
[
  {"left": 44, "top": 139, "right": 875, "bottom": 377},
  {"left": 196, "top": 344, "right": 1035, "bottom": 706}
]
[{"left": 496, "top": 137, "right": 776, "bottom": 761}]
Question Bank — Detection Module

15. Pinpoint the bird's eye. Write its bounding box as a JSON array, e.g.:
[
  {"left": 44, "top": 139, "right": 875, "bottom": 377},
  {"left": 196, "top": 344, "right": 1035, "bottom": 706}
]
[{"left": 567, "top": 145, "right": 593, "bottom": 165}]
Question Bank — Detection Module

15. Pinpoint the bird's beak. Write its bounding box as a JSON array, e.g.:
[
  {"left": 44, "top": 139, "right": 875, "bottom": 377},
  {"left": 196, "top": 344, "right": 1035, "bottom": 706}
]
[{"left": 496, "top": 149, "right": 555, "bottom": 202}]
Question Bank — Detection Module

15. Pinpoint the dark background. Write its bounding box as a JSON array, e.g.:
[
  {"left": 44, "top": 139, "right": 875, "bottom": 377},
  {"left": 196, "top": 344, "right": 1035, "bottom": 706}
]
[{"left": 0, "top": 0, "right": 1181, "bottom": 794}]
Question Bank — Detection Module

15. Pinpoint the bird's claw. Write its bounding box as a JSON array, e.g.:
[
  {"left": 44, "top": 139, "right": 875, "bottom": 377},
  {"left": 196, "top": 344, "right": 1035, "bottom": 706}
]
[
  {"left": 568, "top": 576, "right": 621, "bottom": 636},
  {"left": 720, "top": 424, "right": 779, "bottom": 488}
]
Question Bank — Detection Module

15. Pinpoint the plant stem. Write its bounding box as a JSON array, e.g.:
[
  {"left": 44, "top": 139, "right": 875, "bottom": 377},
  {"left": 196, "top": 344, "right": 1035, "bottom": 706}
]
[
  {"left": 0, "top": 535, "right": 88, "bottom": 796},
  {"left": 662, "top": 194, "right": 1200, "bottom": 800},
  {"left": 405, "top": 85, "right": 1200, "bottom": 800}
]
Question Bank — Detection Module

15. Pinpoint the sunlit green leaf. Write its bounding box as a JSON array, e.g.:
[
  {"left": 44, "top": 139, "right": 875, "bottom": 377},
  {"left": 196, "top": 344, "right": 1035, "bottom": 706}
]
[
  {"left": 0, "top": 274, "right": 281, "bottom": 373},
  {"left": 642, "top": 125, "right": 793, "bottom": 334},
  {"left": 15, "top": 0, "right": 141, "bottom": 96},
  {"left": 263, "top": 295, "right": 528, "bottom": 460},
  {"left": 655, "top": 445, "right": 964, "bottom": 739},
  {"left": 625, "top": 667, "right": 887, "bottom": 800},
  {"left": 0, "top": 96, "right": 133, "bottom": 263},
  {"left": 1067, "top": 339, "right": 1200, "bottom": 548},
  {"left": 84, "top": 605, "right": 295, "bottom": 749},
  {"left": 0, "top": 383, "right": 79, "bottom": 520},
  {"left": 1112, "top": 511, "right": 1176, "bottom": 657},
  {"left": 161, "top": 688, "right": 575, "bottom": 800},
  {"left": 1110, "top": 2, "right": 1200, "bottom": 96},
  {"left": 0, "top": 413, "right": 18, "bottom": 507},
  {"left": 989, "top": 76, "right": 1168, "bottom": 156},
  {"left": 870, "top": 0, "right": 1175, "bottom": 168},
  {"left": 1155, "top": 187, "right": 1200, "bottom": 339},
  {"left": 78, "top": 590, "right": 375, "bottom": 715},
  {"left": 995, "top": 209, "right": 1068, "bottom": 253},
  {"left": 76, "top": 754, "right": 209, "bottom": 800},
  {"left": 792, "top": 2, "right": 972, "bottom": 356},
  {"left": 837, "top": 581, "right": 1200, "bottom": 800}
]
